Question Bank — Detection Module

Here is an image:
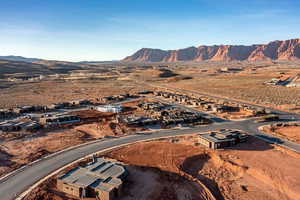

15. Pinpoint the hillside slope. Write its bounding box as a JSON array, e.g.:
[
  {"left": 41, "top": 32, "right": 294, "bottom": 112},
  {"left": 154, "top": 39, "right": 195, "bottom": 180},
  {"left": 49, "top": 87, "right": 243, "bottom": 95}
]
[
  {"left": 0, "top": 59, "right": 84, "bottom": 76},
  {"left": 0, "top": 56, "right": 43, "bottom": 63}
]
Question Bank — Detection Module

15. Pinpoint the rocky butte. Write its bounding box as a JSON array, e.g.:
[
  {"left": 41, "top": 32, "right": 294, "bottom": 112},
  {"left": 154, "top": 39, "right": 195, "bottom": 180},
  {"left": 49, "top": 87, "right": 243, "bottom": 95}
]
[{"left": 123, "top": 39, "right": 300, "bottom": 62}]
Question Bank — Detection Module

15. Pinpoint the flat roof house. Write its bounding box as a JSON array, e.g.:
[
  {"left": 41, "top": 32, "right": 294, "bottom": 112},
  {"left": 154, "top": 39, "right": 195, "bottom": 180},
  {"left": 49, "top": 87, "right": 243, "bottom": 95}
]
[
  {"left": 96, "top": 105, "right": 123, "bottom": 113},
  {"left": 57, "top": 158, "right": 128, "bottom": 200},
  {"left": 39, "top": 114, "right": 80, "bottom": 126},
  {"left": 198, "top": 129, "right": 248, "bottom": 149}
]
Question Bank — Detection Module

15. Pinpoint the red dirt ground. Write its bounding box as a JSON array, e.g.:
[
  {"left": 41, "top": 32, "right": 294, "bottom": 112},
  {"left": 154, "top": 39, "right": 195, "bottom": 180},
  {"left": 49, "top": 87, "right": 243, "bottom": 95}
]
[
  {"left": 105, "top": 137, "right": 300, "bottom": 200},
  {"left": 23, "top": 135, "right": 300, "bottom": 200},
  {"left": 0, "top": 129, "right": 90, "bottom": 177},
  {"left": 264, "top": 125, "right": 300, "bottom": 144}
]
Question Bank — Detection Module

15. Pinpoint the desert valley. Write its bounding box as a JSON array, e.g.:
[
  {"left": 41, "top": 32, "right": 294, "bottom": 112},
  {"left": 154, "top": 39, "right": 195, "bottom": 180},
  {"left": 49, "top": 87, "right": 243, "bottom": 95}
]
[{"left": 0, "top": 38, "right": 300, "bottom": 200}]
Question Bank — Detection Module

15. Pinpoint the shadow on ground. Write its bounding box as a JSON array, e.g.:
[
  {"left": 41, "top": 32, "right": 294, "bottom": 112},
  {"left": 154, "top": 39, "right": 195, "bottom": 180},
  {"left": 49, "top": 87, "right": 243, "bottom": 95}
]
[{"left": 181, "top": 154, "right": 225, "bottom": 200}]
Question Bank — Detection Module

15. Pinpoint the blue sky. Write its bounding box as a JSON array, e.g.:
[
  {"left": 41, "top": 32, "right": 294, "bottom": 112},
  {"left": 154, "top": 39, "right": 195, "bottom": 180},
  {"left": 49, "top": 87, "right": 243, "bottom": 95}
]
[{"left": 0, "top": 0, "right": 300, "bottom": 61}]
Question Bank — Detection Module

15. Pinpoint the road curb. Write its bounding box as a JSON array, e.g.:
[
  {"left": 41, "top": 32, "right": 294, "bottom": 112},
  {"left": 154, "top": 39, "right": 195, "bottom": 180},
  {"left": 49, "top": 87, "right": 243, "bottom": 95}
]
[
  {"left": 0, "top": 138, "right": 105, "bottom": 184},
  {"left": 16, "top": 133, "right": 202, "bottom": 200},
  {"left": 0, "top": 98, "right": 146, "bottom": 184},
  {"left": 257, "top": 124, "right": 300, "bottom": 153}
]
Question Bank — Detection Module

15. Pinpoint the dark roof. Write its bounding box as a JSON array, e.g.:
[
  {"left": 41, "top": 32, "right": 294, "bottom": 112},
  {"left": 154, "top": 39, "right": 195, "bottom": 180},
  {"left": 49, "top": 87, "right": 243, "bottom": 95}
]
[{"left": 200, "top": 130, "right": 246, "bottom": 143}]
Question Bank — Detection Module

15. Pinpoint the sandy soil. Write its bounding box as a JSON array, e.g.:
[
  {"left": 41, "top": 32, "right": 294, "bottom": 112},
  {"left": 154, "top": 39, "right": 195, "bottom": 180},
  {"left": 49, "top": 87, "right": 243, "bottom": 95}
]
[
  {"left": 264, "top": 125, "right": 300, "bottom": 144},
  {"left": 142, "top": 67, "right": 300, "bottom": 112},
  {"left": 23, "top": 135, "right": 300, "bottom": 200},
  {"left": 0, "top": 79, "right": 148, "bottom": 108},
  {"left": 0, "top": 118, "right": 144, "bottom": 177},
  {"left": 104, "top": 137, "right": 300, "bottom": 200},
  {"left": 25, "top": 163, "right": 208, "bottom": 200},
  {"left": 3, "top": 63, "right": 300, "bottom": 111},
  {"left": 75, "top": 122, "right": 145, "bottom": 139},
  {"left": 0, "top": 129, "right": 90, "bottom": 177},
  {"left": 120, "top": 165, "right": 208, "bottom": 200},
  {"left": 218, "top": 110, "right": 254, "bottom": 120}
]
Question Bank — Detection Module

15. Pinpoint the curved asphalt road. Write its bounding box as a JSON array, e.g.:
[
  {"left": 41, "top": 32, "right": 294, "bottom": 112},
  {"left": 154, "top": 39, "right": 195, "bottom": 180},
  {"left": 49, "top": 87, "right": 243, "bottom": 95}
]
[
  {"left": 1, "top": 108, "right": 300, "bottom": 199},
  {"left": 0, "top": 122, "right": 232, "bottom": 200}
]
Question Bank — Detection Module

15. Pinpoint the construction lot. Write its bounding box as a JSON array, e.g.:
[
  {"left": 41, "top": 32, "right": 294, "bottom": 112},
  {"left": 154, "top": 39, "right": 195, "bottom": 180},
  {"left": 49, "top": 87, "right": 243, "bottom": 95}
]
[
  {"left": 0, "top": 78, "right": 148, "bottom": 108},
  {"left": 152, "top": 90, "right": 271, "bottom": 120},
  {"left": 166, "top": 69, "right": 300, "bottom": 112},
  {"left": 24, "top": 135, "right": 300, "bottom": 200},
  {"left": 2, "top": 61, "right": 300, "bottom": 112},
  {"left": 130, "top": 63, "right": 300, "bottom": 113},
  {"left": 0, "top": 89, "right": 214, "bottom": 178}
]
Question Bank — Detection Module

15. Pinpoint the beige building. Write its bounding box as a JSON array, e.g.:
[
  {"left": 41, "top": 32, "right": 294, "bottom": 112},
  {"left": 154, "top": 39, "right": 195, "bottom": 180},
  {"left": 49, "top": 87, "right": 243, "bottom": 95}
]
[
  {"left": 198, "top": 129, "right": 248, "bottom": 149},
  {"left": 57, "top": 157, "right": 128, "bottom": 200}
]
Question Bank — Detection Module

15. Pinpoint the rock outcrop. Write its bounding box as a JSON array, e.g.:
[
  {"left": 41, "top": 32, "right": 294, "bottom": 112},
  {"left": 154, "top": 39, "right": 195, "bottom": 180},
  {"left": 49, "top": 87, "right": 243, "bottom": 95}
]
[{"left": 123, "top": 39, "right": 300, "bottom": 62}]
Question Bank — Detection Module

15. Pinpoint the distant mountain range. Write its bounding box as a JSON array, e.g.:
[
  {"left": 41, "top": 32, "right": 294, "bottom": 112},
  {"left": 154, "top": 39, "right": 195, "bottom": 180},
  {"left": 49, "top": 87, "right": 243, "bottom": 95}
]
[
  {"left": 0, "top": 55, "right": 44, "bottom": 63},
  {"left": 123, "top": 39, "right": 300, "bottom": 62},
  {"left": 2, "top": 38, "right": 300, "bottom": 64},
  {"left": 0, "top": 55, "right": 117, "bottom": 65}
]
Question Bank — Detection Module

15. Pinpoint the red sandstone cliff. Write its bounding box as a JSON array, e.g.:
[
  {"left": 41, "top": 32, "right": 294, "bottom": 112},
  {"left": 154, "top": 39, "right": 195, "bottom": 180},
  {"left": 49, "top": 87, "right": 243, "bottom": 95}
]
[{"left": 123, "top": 39, "right": 300, "bottom": 62}]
